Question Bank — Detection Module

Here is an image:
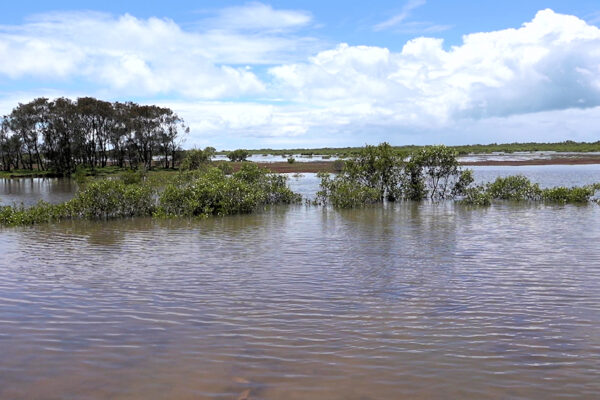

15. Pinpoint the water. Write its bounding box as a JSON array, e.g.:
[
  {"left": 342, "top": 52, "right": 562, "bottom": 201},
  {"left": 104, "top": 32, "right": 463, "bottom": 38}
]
[
  {"left": 1, "top": 167, "right": 600, "bottom": 399},
  {"left": 0, "top": 178, "right": 78, "bottom": 207}
]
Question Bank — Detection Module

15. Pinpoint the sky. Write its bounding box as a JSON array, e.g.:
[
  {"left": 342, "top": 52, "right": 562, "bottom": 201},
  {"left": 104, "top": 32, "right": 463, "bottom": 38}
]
[{"left": 1, "top": 1, "right": 600, "bottom": 149}]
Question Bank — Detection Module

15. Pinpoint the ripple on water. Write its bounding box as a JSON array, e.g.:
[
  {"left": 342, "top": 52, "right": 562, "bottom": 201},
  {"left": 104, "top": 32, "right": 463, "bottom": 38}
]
[{"left": 0, "top": 204, "right": 599, "bottom": 399}]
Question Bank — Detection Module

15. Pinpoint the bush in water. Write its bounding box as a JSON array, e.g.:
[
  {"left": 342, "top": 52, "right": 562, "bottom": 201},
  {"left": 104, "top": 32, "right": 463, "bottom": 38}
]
[
  {"left": 318, "top": 143, "right": 473, "bottom": 207},
  {"left": 0, "top": 165, "right": 301, "bottom": 226},
  {"left": 156, "top": 164, "right": 301, "bottom": 218}
]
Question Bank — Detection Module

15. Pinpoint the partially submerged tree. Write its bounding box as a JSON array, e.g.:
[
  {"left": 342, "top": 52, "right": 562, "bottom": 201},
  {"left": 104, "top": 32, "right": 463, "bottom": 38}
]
[
  {"left": 227, "top": 149, "right": 250, "bottom": 162},
  {"left": 317, "top": 144, "right": 473, "bottom": 207}
]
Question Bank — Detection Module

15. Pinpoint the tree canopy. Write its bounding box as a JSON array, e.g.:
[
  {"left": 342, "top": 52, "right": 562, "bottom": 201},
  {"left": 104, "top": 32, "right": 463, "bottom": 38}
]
[{"left": 0, "top": 97, "right": 188, "bottom": 175}]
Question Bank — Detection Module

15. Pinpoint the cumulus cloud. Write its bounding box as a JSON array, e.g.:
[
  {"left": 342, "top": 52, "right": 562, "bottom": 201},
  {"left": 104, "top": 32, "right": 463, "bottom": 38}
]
[
  {"left": 0, "top": 6, "right": 319, "bottom": 98},
  {"left": 1, "top": 7, "right": 600, "bottom": 147},
  {"left": 271, "top": 9, "right": 600, "bottom": 123}
]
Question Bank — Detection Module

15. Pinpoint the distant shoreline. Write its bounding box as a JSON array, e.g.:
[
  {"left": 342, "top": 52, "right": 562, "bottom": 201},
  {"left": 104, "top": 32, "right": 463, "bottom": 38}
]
[
  {"left": 259, "top": 157, "right": 600, "bottom": 173},
  {"left": 2, "top": 156, "right": 600, "bottom": 179}
]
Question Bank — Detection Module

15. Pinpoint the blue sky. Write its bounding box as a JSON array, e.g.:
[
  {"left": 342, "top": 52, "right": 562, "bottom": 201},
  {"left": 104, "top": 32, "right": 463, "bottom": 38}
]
[{"left": 1, "top": 1, "right": 600, "bottom": 149}]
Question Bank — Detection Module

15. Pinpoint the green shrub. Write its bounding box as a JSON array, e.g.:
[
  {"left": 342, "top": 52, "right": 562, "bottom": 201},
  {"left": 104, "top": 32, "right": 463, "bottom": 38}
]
[
  {"left": 180, "top": 147, "right": 216, "bottom": 170},
  {"left": 460, "top": 186, "right": 492, "bottom": 206},
  {"left": 70, "top": 179, "right": 155, "bottom": 219},
  {"left": 541, "top": 186, "right": 596, "bottom": 203},
  {"left": 287, "top": 157, "right": 296, "bottom": 164},
  {"left": 486, "top": 175, "right": 542, "bottom": 200},
  {"left": 120, "top": 168, "right": 146, "bottom": 185},
  {"left": 227, "top": 149, "right": 250, "bottom": 162},
  {"left": 316, "top": 172, "right": 380, "bottom": 208},
  {"left": 156, "top": 166, "right": 300, "bottom": 217}
]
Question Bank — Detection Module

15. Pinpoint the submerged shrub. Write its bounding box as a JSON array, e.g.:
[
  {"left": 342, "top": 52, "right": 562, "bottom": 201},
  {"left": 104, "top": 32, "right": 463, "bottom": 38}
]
[
  {"left": 316, "top": 172, "right": 380, "bottom": 208},
  {"left": 541, "top": 186, "right": 597, "bottom": 204},
  {"left": 460, "top": 176, "right": 599, "bottom": 206},
  {"left": 156, "top": 165, "right": 300, "bottom": 218},
  {"left": 460, "top": 186, "right": 492, "bottom": 206},
  {"left": 405, "top": 145, "right": 469, "bottom": 201},
  {"left": 70, "top": 179, "right": 155, "bottom": 219},
  {"left": 486, "top": 175, "right": 542, "bottom": 201},
  {"left": 319, "top": 143, "right": 473, "bottom": 207}
]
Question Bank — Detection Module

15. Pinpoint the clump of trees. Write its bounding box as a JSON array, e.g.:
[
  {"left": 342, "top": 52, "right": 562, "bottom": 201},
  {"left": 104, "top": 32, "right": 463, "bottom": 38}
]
[
  {"left": 316, "top": 143, "right": 600, "bottom": 208},
  {"left": 0, "top": 97, "right": 188, "bottom": 175},
  {"left": 317, "top": 143, "right": 472, "bottom": 207},
  {"left": 227, "top": 149, "right": 250, "bottom": 162},
  {"left": 0, "top": 164, "right": 301, "bottom": 226}
]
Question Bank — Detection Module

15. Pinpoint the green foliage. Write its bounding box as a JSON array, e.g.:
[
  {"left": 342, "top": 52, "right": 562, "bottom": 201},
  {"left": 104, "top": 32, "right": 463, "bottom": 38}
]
[
  {"left": 287, "top": 157, "right": 296, "bottom": 164},
  {"left": 460, "top": 186, "right": 492, "bottom": 206},
  {"left": 541, "top": 186, "right": 597, "bottom": 203},
  {"left": 0, "top": 179, "right": 155, "bottom": 226},
  {"left": 1, "top": 165, "right": 300, "bottom": 226},
  {"left": 156, "top": 165, "right": 300, "bottom": 218},
  {"left": 460, "top": 176, "right": 600, "bottom": 206},
  {"left": 72, "top": 166, "right": 89, "bottom": 186},
  {"left": 227, "top": 149, "right": 250, "bottom": 162},
  {"left": 180, "top": 147, "right": 216, "bottom": 170},
  {"left": 486, "top": 175, "right": 542, "bottom": 200},
  {"left": 214, "top": 161, "right": 233, "bottom": 175},
  {"left": 318, "top": 143, "right": 471, "bottom": 207},
  {"left": 70, "top": 180, "right": 155, "bottom": 219},
  {"left": 405, "top": 145, "right": 468, "bottom": 201},
  {"left": 342, "top": 142, "right": 403, "bottom": 201},
  {"left": 119, "top": 168, "right": 146, "bottom": 185},
  {"left": 316, "top": 172, "right": 381, "bottom": 208}
]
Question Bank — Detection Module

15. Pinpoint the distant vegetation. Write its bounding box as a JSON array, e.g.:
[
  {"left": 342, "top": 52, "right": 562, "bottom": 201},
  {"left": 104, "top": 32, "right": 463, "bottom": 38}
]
[{"left": 218, "top": 141, "right": 600, "bottom": 158}]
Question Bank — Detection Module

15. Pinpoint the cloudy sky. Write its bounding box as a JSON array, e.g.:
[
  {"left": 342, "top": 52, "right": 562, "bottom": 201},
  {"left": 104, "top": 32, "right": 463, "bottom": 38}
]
[{"left": 1, "top": 1, "right": 600, "bottom": 149}]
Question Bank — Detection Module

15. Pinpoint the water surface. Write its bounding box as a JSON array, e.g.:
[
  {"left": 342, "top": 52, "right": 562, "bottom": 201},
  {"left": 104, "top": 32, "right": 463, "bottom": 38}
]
[{"left": 1, "top": 202, "right": 599, "bottom": 399}]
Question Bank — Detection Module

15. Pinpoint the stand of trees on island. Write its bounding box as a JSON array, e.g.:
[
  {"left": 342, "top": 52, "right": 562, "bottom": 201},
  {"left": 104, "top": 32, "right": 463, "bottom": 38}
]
[
  {"left": 0, "top": 97, "right": 189, "bottom": 175},
  {"left": 1, "top": 142, "right": 599, "bottom": 227}
]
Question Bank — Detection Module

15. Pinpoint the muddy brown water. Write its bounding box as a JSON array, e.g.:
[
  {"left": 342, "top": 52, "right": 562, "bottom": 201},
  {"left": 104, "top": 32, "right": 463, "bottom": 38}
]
[{"left": 1, "top": 168, "right": 600, "bottom": 399}]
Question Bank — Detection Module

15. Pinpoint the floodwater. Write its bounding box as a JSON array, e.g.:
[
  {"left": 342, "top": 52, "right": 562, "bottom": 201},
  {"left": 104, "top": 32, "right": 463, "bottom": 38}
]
[{"left": 1, "top": 167, "right": 600, "bottom": 399}]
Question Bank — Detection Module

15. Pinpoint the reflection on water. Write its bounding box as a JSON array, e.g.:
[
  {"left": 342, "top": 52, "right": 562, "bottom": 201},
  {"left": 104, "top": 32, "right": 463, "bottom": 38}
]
[
  {"left": 1, "top": 203, "right": 600, "bottom": 399},
  {"left": 0, "top": 178, "right": 77, "bottom": 206}
]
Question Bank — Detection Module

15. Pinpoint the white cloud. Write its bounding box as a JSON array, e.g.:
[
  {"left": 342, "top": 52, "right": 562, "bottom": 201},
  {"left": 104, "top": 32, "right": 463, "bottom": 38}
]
[
  {"left": 373, "top": 0, "right": 450, "bottom": 33},
  {"left": 205, "top": 2, "right": 312, "bottom": 32},
  {"left": 1, "top": 8, "right": 600, "bottom": 147},
  {"left": 0, "top": 6, "right": 320, "bottom": 99},
  {"left": 271, "top": 9, "right": 600, "bottom": 123},
  {"left": 374, "top": 0, "right": 427, "bottom": 31}
]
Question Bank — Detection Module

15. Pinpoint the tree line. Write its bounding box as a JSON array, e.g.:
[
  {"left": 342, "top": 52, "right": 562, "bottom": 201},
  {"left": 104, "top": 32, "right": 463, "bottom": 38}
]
[{"left": 0, "top": 97, "right": 188, "bottom": 175}]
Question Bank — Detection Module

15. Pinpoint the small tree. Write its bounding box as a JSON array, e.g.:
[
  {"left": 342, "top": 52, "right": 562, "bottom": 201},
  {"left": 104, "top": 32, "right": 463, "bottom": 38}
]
[
  {"left": 227, "top": 149, "right": 250, "bottom": 162},
  {"left": 180, "top": 147, "right": 216, "bottom": 170}
]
